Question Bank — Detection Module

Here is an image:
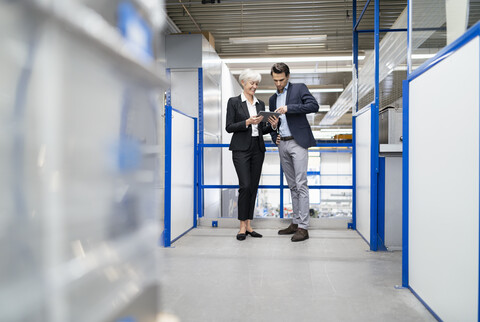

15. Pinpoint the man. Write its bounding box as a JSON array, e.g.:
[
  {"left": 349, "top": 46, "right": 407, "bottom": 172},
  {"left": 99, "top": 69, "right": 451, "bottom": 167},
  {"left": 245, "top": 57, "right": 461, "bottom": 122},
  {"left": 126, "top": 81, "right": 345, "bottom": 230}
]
[{"left": 269, "top": 63, "right": 319, "bottom": 242}]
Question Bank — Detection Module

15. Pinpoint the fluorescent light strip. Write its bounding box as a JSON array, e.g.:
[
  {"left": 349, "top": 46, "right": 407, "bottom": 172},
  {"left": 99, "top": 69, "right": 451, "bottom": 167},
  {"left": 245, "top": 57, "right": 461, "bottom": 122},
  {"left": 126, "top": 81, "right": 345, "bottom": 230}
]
[
  {"left": 268, "top": 43, "right": 326, "bottom": 48},
  {"left": 319, "top": 128, "right": 353, "bottom": 133},
  {"left": 255, "top": 88, "right": 343, "bottom": 94},
  {"left": 223, "top": 56, "right": 364, "bottom": 64},
  {"left": 229, "top": 35, "right": 327, "bottom": 44},
  {"left": 311, "top": 88, "right": 343, "bottom": 93},
  {"left": 268, "top": 44, "right": 326, "bottom": 49},
  {"left": 318, "top": 105, "right": 331, "bottom": 112},
  {"left": 411, "top": 54, "right": 436, "bottom": 59},
  {"left": 230, "top": 67, "right": 353, "bottom": 75}
]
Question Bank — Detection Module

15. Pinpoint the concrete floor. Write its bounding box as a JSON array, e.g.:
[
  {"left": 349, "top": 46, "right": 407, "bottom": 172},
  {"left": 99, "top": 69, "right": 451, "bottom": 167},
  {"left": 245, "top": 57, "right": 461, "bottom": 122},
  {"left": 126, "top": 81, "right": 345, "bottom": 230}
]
[{"left": 158, "top": 227, "right": 436, "bottom": 322}]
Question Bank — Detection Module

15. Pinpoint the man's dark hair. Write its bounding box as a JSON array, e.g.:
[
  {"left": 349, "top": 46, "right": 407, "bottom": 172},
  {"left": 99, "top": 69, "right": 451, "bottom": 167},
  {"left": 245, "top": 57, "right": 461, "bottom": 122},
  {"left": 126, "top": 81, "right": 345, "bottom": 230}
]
[{"left": 271, "top": 63, "right": 290, "bottom": 76}]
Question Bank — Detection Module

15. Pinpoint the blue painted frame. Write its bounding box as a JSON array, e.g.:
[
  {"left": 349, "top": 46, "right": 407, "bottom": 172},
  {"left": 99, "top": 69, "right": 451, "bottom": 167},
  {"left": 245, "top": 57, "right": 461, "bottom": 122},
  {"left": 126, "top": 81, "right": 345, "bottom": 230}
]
[
  {"left": 369, "top": 0, "right": 380, "bottom": 251},
  {"left": 351, "top": 0, "right": 359, "bottom": 231},
  {"left": 194, "top": 117, "right": 198, "bottom": 229},
  {"left": 352, "top": 0, "right": 408, "bottom": 251},
  {"left": 164, "top": 105, "right": 198, "bottom": 247},
  {"left": 197, "top": 142, "right": 354, "bottom": 219},
  {"left": 164, "top": 105, "right": 172, "bottom": 247},
  {"left": 402, "top": 79, "right": 409, "bottom": 288},
  {"left": 198, "top": 68, "right": 204, "bottom": 218},
  {"left": 403, "top": 16, "right": 480, "bottom": 320}
]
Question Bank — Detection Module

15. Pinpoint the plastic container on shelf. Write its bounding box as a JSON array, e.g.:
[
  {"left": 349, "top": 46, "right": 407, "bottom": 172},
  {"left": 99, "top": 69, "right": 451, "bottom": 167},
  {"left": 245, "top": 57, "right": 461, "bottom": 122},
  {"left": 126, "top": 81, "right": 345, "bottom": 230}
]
[{"left": 0, "top": 1, "right": 166, "bottom": 321}]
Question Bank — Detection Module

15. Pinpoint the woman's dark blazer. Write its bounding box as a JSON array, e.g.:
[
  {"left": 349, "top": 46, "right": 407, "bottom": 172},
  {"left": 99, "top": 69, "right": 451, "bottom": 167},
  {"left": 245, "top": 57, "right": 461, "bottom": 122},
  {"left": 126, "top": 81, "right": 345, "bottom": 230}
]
[{"left": 225, "top": 95, "right": 275, "bottom": 152}]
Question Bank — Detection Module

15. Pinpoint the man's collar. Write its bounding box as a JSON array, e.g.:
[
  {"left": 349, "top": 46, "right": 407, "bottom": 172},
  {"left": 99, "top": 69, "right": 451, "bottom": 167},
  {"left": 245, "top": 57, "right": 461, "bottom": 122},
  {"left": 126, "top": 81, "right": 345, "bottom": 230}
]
[{"left": 276, "top": 82, "right": 289, "bottom": 95}]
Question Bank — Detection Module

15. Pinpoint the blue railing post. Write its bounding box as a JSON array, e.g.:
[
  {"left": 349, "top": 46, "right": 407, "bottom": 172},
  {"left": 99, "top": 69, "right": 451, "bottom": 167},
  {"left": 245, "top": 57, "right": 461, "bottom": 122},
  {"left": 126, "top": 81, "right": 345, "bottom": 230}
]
[
  {"left": 402, "top": 79, "right": 409, "bottom": 287},
  {"left": 368, "top": 0, "right": 380, "bottom": 252},
  {"left": 351, "top": 0, "right": 358, "bottom": 231},
  {"left": 198, "top": 68, "right": 204, "bottom": 218},
  {"left": 164, "top": 105, "right": 172, "bottom": 247},
  {"left": 193, "top": 118, "right": 198, "bottom": 228}
]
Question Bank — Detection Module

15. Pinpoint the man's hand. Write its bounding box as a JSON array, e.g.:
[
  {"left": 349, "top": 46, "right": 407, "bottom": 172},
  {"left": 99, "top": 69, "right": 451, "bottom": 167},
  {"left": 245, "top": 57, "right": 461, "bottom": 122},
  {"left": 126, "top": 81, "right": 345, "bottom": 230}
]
[
  {"left": 276, "top": 135, "right": 280, "bottom": 145},
  {"left": 275, "top": 105, "right": 288, "bottom": 114}
]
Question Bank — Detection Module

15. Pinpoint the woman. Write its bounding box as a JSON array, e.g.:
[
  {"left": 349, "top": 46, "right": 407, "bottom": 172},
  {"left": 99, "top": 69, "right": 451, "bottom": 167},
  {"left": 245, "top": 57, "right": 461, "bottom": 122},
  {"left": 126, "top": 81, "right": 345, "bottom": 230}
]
[{"left": 225, "top": 69, "right": 278, "bottom": 240}]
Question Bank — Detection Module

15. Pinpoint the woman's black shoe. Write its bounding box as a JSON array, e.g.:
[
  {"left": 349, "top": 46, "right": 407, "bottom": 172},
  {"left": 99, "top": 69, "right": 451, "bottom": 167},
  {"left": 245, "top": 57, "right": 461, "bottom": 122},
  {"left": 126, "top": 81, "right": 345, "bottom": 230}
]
[
  {"left": 246, "top": 230, "right": 262, "bottom": 238},
  {"left": 236, "top": 232, "right": 246, "bottom": 240}
]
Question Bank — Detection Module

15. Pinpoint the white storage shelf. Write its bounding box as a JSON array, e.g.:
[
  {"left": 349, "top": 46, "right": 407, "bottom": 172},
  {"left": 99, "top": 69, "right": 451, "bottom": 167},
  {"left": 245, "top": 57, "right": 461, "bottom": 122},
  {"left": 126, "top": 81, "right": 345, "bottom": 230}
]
[{"left": 0, "top": 2, "right": 166, "bottom": 322}]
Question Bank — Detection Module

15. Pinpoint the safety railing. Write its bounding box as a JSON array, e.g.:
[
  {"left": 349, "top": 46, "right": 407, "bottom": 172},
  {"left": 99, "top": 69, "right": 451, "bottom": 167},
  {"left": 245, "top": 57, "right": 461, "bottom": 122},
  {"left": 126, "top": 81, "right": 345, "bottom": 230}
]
[{"left": 197, "top": 142, "right": 354, "bottom": 219}]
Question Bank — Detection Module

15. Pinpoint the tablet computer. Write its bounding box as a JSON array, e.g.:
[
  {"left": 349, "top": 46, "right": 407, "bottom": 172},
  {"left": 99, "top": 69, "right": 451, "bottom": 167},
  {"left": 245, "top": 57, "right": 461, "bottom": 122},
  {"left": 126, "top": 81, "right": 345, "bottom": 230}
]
[{"left": 257, "top": 111, "right": 280, "bottom": 118}]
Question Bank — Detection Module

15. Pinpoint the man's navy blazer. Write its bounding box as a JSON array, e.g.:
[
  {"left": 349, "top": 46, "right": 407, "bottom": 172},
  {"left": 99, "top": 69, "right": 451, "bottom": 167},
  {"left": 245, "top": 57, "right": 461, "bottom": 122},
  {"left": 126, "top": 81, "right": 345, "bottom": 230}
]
[
  {"left": 269, "top": 82, "right": 319, "bottom": 149},
  {"left": 225, "top": 95, "right": 274, "bottom": 151}
]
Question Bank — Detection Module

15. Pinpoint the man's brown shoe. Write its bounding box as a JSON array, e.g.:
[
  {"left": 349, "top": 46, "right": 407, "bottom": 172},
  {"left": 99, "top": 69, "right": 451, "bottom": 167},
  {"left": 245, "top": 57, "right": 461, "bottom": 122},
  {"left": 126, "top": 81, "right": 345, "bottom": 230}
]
[
  {"left": 291, "top": 228, "right": 309, "bottom": 242},
  {"left": 278, "top": 223, "right": 298, "bottom": 235}
]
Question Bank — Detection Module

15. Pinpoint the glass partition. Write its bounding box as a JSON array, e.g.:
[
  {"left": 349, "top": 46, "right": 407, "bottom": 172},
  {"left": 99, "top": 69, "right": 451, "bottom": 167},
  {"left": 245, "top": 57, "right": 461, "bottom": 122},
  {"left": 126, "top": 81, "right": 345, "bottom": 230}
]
[{"left": 410, "top": 0, "right": 446, "bottom": 72}]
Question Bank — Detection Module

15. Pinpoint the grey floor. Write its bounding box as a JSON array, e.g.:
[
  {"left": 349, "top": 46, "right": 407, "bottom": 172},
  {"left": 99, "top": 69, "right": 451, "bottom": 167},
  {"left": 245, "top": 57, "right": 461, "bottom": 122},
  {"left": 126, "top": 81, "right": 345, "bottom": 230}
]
[{"left": 158, "top": 227, "right": 436, "bottom": 322}]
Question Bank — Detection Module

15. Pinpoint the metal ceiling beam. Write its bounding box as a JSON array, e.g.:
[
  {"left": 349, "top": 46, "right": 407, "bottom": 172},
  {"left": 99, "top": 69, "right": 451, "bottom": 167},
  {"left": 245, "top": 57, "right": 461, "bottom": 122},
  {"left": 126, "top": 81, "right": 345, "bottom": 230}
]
[{"left": 177, "top": 0, "right": 201, "bottom": 31}]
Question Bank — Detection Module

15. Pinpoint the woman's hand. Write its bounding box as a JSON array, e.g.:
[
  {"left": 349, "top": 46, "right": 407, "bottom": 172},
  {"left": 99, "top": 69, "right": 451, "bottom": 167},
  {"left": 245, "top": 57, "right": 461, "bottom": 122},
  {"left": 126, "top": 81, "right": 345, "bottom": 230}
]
[{"left": 246, "top": 115, "right": 263, "bottom": 126}]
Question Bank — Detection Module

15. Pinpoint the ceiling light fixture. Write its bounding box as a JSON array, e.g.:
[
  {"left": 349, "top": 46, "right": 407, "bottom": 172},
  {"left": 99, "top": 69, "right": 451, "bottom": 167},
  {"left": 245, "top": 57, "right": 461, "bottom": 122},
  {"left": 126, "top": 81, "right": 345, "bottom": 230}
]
[
  {"left": 223, "top": 56, "right": 364, "bottom": 64},
  {"left": 319, "top": 128, "right": 353, "bottom": 133},
  {"left": 268, "top": 43, "right": 326, "bottom": 48},
  {"left": 255, "top": 88, "right": 343, "bottom": 94},
  {"left": 318, "top": 105, "right": 331, "bottom": 112},
  {"left": 230, "top": 68, "right": 353, "bottom": 75},
  {"left": 267, "top": 44, "right": 326, "bottom": 50},
  {"left": 411, "top": 54, "right": 436, "bottom": 59},
  {"left": 229, "top": 35, "right": 327, "bottom": 44}
]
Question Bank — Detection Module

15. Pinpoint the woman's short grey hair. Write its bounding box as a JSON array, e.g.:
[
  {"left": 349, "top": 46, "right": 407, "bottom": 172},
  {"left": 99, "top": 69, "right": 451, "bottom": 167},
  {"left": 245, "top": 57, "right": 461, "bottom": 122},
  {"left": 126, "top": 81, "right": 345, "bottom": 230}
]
[{"left": 239, "top": 69, "right": 261, "bottom": 84}]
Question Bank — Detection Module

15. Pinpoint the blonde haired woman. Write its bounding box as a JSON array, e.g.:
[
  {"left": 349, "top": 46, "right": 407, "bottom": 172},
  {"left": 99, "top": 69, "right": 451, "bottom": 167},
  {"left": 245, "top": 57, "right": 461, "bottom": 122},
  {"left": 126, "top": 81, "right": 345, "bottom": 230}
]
[{"left": 225, "top": 69, "right": 278, "bottom": 240}]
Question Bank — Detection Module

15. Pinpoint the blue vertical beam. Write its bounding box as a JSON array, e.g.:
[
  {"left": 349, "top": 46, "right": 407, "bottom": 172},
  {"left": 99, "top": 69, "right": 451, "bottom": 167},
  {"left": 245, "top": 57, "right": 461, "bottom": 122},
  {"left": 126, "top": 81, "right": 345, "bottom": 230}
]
[
  {"left": 198, "top": 68, "right": 204, "bottom": 218},
  {"left": 164, "top": 105, "right": 172, "bottom": 247},
  {"left": 165, "top": 69, "right": 172, "bottom": 245},
  {"left": 404, "top": 0, "right": 412, "bottom": 288},
  {"left": 402, "top": 79, "right": 409, "bottom": 287},
  {"left": 193, "top": 117, "right": 198, "bottom": 228},
  {"left": 369, "top": 0, "right": 380, "bottom": 251},
  {"left": 351, "top": 0, "right": 358, "bottom": 230}
]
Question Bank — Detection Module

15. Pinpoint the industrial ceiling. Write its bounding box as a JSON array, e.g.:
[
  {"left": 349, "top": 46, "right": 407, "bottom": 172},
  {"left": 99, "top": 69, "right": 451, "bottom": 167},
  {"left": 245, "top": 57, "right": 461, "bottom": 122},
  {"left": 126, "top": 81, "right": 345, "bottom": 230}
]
[{"left": 164, "top": 0, "right": 454, "bottom": 129}]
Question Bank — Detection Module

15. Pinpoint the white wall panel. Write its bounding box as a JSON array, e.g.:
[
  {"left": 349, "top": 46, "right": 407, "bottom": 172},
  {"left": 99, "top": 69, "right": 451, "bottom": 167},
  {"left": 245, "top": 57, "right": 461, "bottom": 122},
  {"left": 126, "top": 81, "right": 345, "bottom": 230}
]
[
  {"left": 221, "top": 62, "right": 243, "bottom": 186},
  {"left": 384, "top": 156, "right": 402, "bottom": 249},
  {"left": 409, "top": 36, "right": 479, "bottom": 321},
  {"left": 171, "top": 111, "right": 195, "bottom": 241},
  {"left": 355, "top": 108, "right": 371, "bottom": 244},
  {"left": 202, "top": 61, "right": 222, "bottom": 218},
  {"left": 170, "top": 69, "right": 198, "bottom": 118}
]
